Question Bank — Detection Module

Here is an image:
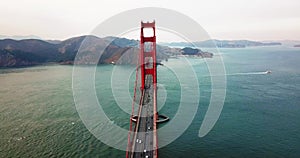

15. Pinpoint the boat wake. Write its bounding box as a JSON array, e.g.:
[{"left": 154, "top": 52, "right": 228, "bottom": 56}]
[
  {"left": 205, "top": 71, "right": 271, "bottom": 77},
  {"left": 227, "top": 71, "right": 271, "bottom": 76}
]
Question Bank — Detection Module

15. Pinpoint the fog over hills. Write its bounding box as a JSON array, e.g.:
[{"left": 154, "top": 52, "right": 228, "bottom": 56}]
[{"left": 0, "top": 35, "right": 42, "bottom": 40}]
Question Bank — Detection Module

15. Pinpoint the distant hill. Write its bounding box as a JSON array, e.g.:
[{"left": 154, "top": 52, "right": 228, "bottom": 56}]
[
  {"left": 0, "top": 35, "right": 212, "bottom": 67},
  {"left": 160, "top": 40, "right": 282, "bottom": 48},
  {"left": 294, "top": 44, "right": 300, "bottom": 47},
  {"left": 103, "top": 36, "right": 139, "bottom": 47},
  {"left": 263, "top": 40, "right": 300, "bottom": 46},
  {"left": 181, "top": 47, "right": 213, "bottom": 58},
  {"left": 0, "top": 35, "right": 136, "bottom": 67}
]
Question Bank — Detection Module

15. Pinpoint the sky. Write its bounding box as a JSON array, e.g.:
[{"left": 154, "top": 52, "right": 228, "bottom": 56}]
[{"left": 0, "top": 0, "right": 299, "bottom": 41}]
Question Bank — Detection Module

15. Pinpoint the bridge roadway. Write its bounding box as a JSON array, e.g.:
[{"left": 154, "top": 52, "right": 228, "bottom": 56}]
[{"left": 130, "top": 75, "right": 157, "bottom": 158}]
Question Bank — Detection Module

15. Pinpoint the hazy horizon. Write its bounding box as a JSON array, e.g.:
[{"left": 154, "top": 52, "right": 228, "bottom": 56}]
[{"left": 1, "top": 34, "right": 300, "bottom": 43}]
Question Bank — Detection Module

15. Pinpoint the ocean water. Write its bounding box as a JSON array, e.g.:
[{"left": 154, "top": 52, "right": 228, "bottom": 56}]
[{"left": 0, "top": 46, "right": 300, "bottom": 157}]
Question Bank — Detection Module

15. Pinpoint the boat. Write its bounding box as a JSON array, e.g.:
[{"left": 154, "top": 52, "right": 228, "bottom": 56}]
[{"left": 266, "top": 70, "right": 272, "bottom": 74}]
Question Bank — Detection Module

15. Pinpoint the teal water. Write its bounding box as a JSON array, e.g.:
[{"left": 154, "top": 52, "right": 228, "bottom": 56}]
[{"left": 0, "top": 46, "right": 300, "bottom": 157}]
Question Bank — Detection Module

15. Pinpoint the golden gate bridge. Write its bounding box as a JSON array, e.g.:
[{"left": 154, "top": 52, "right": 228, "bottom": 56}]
[{"left": 126, "top": 21, "right": 169, "bottom": 158}]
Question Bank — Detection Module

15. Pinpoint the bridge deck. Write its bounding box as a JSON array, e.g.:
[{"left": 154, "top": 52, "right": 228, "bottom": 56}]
[{"left": 129, "top": 75, "right": 157, "bottom": 158}]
